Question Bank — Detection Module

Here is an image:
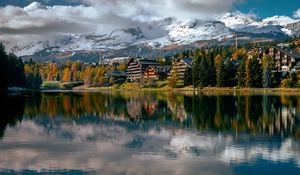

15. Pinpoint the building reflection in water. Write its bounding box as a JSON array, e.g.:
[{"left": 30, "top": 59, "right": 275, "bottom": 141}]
[
  {"left": 0, "top": 92, "right": 299, "bottom": 138},
  {"left": 1, "top": 92, "right": 300, "bottom": 174}
]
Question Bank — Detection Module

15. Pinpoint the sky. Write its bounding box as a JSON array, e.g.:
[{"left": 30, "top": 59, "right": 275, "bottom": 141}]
[
  {"left": 0, "top": 0, "right": 299, "bottom": 43},
  {"left": 0, "top": 0, "right": 299, "bottom": 18},
  {"left": 235, "top": 0, "right": 300, "bottom": 18}
]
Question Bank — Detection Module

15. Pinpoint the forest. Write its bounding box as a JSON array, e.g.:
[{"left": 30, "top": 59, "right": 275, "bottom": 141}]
[{"left": 1, "top": 40, "right": 300, "bottom": 91}]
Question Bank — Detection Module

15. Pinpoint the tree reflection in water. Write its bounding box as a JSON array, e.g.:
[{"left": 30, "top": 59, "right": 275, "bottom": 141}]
[{"left": 1, "top": 92, "right": 300, "bottom": 138}]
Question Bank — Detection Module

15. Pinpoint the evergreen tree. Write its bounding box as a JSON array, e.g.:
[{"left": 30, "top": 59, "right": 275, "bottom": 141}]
[
  {"left": 184, "top": 67, "right": 193, "bottom": 86},
  {"left": 216, "top": 59, "right": 226, "bottom": 87},
  {"left": 0, "top": 43, "right": 8, "bottom": 90},
  {"left": 0, "top": 43, "right": 26, "bottom": 90},
  {"left": 24, "top": 63, "right": 42, "bottom": 90},
  {"left": 34, "top": 67, "right": 42, "bottom": 90},
  {"left": 262, "top": 55, "right": 274, "bottom": 88},
  {"left": 207, "top": 52, "right": 216, "bottom": 86},
  {"left": 245, "top": 57, "right": 262, "bottom": 88},
  {"left": 237, "top": 58, "right": 246, "bottom": 87},
  {"left": 223, "top": 59, "right": 236, "bottom": 87},
  {"left": 198, "top": 55, "right": 209, "bottom": 87},
  {"left": 192, "top": 56, "right": 201, "bottom": 87}
]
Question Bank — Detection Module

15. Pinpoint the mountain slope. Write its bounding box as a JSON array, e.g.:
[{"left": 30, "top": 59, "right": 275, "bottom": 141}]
[{"left": 4, "top": 12, "right": 300, "bottom": 62}]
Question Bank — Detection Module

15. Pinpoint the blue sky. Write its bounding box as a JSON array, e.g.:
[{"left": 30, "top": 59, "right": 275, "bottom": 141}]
[{"left": 235, "top": 0, "right": 300, "bottom": 18}]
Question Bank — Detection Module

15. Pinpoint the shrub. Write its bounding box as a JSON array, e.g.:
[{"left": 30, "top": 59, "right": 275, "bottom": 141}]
[{"left": 280, "top": 78, "right": 296, "bottom": 88}]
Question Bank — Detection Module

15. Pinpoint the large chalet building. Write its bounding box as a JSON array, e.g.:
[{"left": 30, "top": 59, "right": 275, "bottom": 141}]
[
  {"left": 126, "top": 58, "right": 160, "bottom": 82},
  {"left": 260, "top": 46, "right": 300, "bottom": 72},
  {"left": 168, "top": 58, "right": 193, "bottom": 79}
]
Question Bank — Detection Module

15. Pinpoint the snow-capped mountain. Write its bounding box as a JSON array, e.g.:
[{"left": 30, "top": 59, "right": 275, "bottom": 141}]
[
  {"left": 9, "top": 18, "right": 233, "bottom": 57},
  {"left": 218, "top": 12, "right": 297, "bottom": 34},
  {"left": 4, "top": 11, "right": 300, "bottom": 62}
]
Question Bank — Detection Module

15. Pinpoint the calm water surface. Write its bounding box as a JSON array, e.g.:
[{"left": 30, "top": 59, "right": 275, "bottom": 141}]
[{"left": 0, "top": 91, "right": 300, "bottom": 175}]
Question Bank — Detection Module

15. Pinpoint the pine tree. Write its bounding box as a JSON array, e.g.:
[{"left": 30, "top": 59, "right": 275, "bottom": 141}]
[
  {"left": 184, "top": 67, "right": 193, "bottom": 86},
  {"left": 262, "top": 55, "right": 274, "bottom": 88},
  {"left": 245, "top": 57, "right": 262, "bottom": 88},
  {"left": 0, "top": 43, "right": 8, "bottom": 90},
  {"left": 198, "top": 56, "right": 209, "bottom": 87},
  {"left": 34, "top": 67, "right": 42, "bottom": 90},
  {"left": 207, "top": 52, "right": 216, "bottom": 86},
  {"left": 216, "top": 59, "right": 226, "bottom": 87},
  {"left": 224, "top": 59, "right": 236, "bottom": 87},
  {"left": 237, "top": 58, "right": 246, "bottom": 87},
  {"left": 192, "top": 56, "right": 201, "bottom": 87},
  {"left": 262, "top": 67, "right": 272, "bottom": 88}
]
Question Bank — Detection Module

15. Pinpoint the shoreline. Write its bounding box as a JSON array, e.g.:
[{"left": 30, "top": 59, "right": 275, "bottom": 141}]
[
  {"left": 4, "top": 87, "right": 300, "bottom": 95},
  {"left": 70, "top": 86, "right": 300, "bottom": 95}
]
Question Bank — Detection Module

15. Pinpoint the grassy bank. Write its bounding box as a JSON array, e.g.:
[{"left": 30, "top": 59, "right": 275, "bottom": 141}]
[
  {"left": 72, "top": 84, "right": 300, "bottom": 95},
  {"left": 42, "top": 81, "right": 84, "bottom": 90},
  {"left": 40, "top": 81, "right": 300, "bottom": 95}
]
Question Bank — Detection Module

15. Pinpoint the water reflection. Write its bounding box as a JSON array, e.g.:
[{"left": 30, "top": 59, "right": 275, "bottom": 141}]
[
  {"left": 0, "top": 92, "right": 300, "bottom": 175},
  {"left": 20, "top": 92, "right": 300, "bottom": 137}
]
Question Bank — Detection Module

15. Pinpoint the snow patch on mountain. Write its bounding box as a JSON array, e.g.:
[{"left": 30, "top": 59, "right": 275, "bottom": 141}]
[
  {"left": 5, "top": 11, "right": 299, "bottom": 57},
  {"left": 168, "top": 20, "right": 232, "bottom": 43},
  {"left": 261, "top": 16, "right": 296, "bottom": 26},
  {"left": 219, "top": 12, "right": 297, "bottom": 35},
  {"left": 218, "top": 12, "right": 257, "bottom": 29}
]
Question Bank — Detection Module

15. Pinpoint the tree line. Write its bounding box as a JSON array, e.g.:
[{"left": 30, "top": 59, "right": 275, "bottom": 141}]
[
  {"left": 1, "top": 41, "right": 300, "bottom": 90},
  {"left": 38, "top": 61, "right": 126, "bottom": 86},
  {"left": 0, "top": 44, "right": 42, "bottom": 90},
  {"left": 180, "top": 47, "right": 296, "bottom": 88}
]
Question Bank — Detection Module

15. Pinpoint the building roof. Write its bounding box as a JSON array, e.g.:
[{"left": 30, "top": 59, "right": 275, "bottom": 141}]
[
  {"left": 273, "top": 46, "right": 300, "bottom": 59},
  {"left": 139, "top": 59, "right": 160, "bottom": 65},
  {"left": 149, "top": 65, "right": 170, "bottom": 74},
  {"left": 180, "top": 58, "right": 194, "bottom": 68},
  {"left": 127, "top": 58, "right": 160, "bottom": 67},
  {"left": 105, "top": 70, "right": 127, "bottom": 77}
]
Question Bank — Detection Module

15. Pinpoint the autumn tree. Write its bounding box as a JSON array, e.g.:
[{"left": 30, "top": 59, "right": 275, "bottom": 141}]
[
  {"left": 168, "top": 70, "right": 178, "bottom": 88},
  {"left": 24, "top": 62, "right": 42, "bottom": 90},
  {"left": 62, "top": 67, "right": 71, "bottom": 82},
  {"left": 46, "top": 63, "right": 58, "bottom": 81},
  {"left": 83, "top": 65, "right": 93, "bottom": 86},
  {"left": 232, "top": 48, "right": 247, "bottom": 60}
]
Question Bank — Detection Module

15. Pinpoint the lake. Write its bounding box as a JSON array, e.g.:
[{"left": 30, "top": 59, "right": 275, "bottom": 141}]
[{"left": 0, "top": 91, "right": 300, "bottom": 175}]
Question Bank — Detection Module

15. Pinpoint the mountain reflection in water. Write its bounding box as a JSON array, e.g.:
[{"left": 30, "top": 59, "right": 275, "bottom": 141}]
[{"left": 0, "top": 92, "right": 300, "bottom": 175}]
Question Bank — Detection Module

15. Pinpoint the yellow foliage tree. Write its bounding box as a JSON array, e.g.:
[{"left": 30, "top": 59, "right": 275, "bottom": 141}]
[{"left": 62, "top": 67, "right": 71, "bottom": 82}]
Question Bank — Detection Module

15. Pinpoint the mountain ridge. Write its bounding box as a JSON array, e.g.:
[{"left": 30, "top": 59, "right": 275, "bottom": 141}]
[{"left": 3, "top": 11, "right": 300, "bottom": 62}]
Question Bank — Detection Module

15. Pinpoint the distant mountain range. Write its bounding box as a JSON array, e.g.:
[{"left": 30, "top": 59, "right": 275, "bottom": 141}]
[{"left": 4, "top": 12, "right": 300, "bottom": 63}]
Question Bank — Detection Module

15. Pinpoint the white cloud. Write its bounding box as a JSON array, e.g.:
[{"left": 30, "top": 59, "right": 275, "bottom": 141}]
[
  {"left": 294, "top": 8, "right": 300, "bottom": 18},
  {"left": 0, "top": 0, "right": 242, "bottom": 43},
  {"left": 83, "top": 0, "right": 241, "bottom": 20},
  {"left": 1, "top": 120, "right": 300, "bottom": 174}
]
